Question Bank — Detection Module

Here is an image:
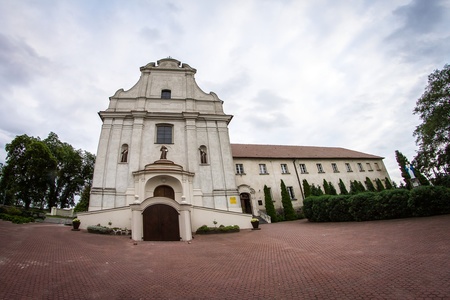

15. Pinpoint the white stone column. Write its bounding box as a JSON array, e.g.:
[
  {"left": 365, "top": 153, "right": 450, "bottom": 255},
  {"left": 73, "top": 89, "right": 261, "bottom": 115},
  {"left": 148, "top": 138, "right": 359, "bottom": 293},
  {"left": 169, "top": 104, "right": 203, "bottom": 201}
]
[
  {"left": 130, "top": 200, "right": 142, "bottom": 241},
  {"left": 179, "top": 201, "right": 192, "bottom": 241}
]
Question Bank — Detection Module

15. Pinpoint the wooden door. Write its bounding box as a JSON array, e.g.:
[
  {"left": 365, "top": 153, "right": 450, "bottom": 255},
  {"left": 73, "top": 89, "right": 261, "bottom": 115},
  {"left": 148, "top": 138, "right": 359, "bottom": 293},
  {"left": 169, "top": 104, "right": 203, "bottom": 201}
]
[
  {"left": 240, "top": 193, "right": 252, "bottom": 214},
  {"left": 154, "top": 185, "right": 175, "bottom": 199},
  {"left": 143, "top": 204, "right": 180, "bottom": 241}
]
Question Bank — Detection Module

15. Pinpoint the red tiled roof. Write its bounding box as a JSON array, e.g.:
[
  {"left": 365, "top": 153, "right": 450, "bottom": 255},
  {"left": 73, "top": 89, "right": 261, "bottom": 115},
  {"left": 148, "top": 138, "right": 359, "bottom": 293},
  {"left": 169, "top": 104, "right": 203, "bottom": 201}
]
[{"left": 230, "top": 144, "right": 383, "bottom": 159}]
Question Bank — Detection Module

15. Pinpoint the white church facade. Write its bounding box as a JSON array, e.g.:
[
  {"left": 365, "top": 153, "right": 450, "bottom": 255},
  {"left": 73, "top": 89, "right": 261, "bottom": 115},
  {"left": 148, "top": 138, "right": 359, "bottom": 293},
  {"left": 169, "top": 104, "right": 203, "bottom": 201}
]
[{"left": 78, "top": 58, "right": 391, "bottom": 241}]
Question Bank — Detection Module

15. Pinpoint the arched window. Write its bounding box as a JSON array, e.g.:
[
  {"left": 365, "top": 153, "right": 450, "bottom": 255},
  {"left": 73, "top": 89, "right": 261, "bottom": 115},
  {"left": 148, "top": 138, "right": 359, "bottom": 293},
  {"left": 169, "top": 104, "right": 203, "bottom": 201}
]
[
  {"left": 161, "top": 89, "right": 171, "bottom": 99},
  {"left": 199, "top": 146, "right": 207, "bottom": 164},
  {"left": 120, "top": 144, "right": 129, "bottom": 163}
]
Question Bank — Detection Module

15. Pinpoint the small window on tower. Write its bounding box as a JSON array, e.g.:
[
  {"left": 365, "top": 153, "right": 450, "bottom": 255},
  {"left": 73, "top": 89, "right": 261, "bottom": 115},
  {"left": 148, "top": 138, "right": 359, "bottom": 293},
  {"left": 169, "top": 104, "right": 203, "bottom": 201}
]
[{"left": 161, "top": 89, "right": 171, "bottom": 99}]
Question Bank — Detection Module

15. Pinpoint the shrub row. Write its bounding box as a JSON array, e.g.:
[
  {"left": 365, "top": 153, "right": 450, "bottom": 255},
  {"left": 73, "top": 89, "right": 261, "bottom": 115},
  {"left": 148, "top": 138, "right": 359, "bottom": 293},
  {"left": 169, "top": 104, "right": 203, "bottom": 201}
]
[
  {"left": 87, "top": 225, "right": 113, "bottom": 234},
  {"left": 303, "top": 186, "right": 450, "bottom": 222},
  {"left": 195, "top": 225, "right": 240, "bottom": 234},
  {"left": 0, "top": 213, "right": 35, "bottom": 224}
]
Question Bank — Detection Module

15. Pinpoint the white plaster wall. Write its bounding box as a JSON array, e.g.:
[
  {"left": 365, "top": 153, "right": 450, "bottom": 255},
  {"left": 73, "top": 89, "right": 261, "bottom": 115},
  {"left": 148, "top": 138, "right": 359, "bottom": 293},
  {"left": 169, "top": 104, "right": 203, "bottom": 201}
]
[
  {"left": 77, "top": 207, "right": 132, "bottom": 230},
  {"left": 191, "top": 206, "right": 253, "bottom": 232},
  {"left": 233, "top": 157, "right": 391, "bottom": 211}
]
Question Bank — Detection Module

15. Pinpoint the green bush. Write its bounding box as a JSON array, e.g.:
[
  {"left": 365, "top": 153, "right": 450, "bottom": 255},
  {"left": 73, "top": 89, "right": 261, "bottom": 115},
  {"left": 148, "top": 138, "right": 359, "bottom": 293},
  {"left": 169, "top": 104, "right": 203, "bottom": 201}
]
[
  {"left": 0, "top": 213, "right": 34, "bottom": 224},
  {"left": 6, "top": 206, "right": 22, "bottom": 216},
  {"left": 195, "top": 224, "right": 240, "bottom": 234},
  {"left": 311, "top": 195, "right": 332, "bottom": 222},
  {"left": 302, "top": 198, "right": 313, "bottom": 220},
  {"left": 304, "top": 186, "right": 450, "bottom": 222},
  {"left": 409, "top": 186, "right": 450, "bottom": 216},
  {"left": 87, "top": 225, "right": 113, "bottom": 234},
  {"left": 348, "top": 192, "right": 379, "bottom": 221},
  {"left": 376, "top": 189, "right": 411, "bottom": 219},
  {"left": 328, "top": 195, "right": 353, "bottom": 222}
]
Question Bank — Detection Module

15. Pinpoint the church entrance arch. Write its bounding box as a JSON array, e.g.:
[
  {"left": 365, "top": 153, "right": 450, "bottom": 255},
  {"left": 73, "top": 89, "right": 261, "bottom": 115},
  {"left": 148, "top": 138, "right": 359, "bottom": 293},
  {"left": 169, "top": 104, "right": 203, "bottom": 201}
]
[
  {"left": 143, "top": 204, "right": 180, "bottom": 241},
  {"left": 240, "top": 193, "right": 252, "bottom": 214},
  {"left": 154, "top": 185, "right": 175, "bottom": 199}
]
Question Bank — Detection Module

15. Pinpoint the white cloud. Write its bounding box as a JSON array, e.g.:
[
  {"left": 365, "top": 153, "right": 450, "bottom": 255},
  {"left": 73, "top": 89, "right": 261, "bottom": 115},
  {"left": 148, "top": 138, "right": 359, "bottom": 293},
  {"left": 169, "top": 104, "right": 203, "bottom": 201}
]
[{"left": 0, "top": 0, "right": 449, "bottom": 185}]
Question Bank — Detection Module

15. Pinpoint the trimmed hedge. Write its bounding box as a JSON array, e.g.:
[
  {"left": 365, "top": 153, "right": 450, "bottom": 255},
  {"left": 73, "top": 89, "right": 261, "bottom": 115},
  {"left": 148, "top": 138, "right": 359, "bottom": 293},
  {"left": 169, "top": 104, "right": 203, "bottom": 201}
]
[
  {"left": 304, "top": 186, "right": 450, "bottom": 222},
  {"left": 0, "top": 213, "right": 35, "bottom": 224},
  {"left": 195, "top": 225, "right": 240, "bottom": 234},
  {"left": 87, "top": 225, "right": 113, "bottom": 234}
]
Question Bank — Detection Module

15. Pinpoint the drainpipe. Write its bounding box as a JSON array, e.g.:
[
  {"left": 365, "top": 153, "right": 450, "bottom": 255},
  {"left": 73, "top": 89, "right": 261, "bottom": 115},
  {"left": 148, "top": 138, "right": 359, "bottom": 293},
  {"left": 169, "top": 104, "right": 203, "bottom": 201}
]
[{"left": 293, "top": 159, "right": 305, "bottom": 200}]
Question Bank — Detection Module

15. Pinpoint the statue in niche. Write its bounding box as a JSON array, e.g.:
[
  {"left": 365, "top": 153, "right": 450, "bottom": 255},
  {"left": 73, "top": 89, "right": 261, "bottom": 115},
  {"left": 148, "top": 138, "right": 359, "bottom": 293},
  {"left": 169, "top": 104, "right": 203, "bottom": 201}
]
[
  {"left": 160, "top": 146, "right": 168, "bottom": 160},
  {"left": 200, "top": 148, "right": 207, "bottom": 164},
  {"left": 121, "top": 146, "right": 128, "bottom": 162}
]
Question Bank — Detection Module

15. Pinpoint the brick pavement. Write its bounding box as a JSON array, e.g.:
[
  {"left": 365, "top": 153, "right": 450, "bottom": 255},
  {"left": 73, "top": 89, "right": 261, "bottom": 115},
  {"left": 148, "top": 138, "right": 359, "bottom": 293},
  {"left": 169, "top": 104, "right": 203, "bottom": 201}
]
[{"left": 0, "top": 215, "right": 449, "bottom": 299}]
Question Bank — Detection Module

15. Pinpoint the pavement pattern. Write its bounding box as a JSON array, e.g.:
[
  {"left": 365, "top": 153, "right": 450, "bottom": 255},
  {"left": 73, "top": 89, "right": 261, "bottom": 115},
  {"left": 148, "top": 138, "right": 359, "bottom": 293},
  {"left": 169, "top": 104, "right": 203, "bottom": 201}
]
[{"left": 0, "top": 215, "right": 449, "bottom": 299}]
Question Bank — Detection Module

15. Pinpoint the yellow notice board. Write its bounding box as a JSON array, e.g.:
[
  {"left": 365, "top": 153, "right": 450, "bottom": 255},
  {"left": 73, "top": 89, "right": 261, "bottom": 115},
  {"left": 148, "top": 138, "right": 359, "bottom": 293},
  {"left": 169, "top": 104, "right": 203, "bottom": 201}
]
[{"left": 229, "top": 196, "right": 237, "bottom": 204}]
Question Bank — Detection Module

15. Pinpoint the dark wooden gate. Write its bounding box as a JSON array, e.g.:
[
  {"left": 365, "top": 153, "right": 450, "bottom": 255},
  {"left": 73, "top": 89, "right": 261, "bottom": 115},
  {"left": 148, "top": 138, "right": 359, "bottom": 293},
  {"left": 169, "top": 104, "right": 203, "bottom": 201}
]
[
  {"left": 154, "top": 185, "right": 175, "bottom": 199},
  {"left": 143, "top": 204, "right": 180, "bottom": 241}
]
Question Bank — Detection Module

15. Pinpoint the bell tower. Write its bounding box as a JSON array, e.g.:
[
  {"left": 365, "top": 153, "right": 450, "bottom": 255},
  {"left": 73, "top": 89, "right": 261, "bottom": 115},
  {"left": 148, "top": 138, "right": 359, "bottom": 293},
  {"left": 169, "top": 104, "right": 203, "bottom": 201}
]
[{"left": 89, "top": 58, "right": 241, "bottom": 214}]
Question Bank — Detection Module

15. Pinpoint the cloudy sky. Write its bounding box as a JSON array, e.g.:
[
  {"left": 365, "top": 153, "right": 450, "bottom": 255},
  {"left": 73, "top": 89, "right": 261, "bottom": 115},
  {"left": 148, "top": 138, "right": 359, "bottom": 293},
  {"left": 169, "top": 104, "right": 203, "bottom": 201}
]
[{"left": 1, "top": 0, "right": 449, "bottom": 185}]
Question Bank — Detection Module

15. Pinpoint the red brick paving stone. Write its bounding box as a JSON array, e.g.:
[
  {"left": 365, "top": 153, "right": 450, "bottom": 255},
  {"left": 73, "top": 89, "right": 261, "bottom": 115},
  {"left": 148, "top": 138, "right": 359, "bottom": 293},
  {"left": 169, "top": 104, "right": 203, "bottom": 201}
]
[{"left": 0, "top": 215, "right": 449, "bottom": 299}]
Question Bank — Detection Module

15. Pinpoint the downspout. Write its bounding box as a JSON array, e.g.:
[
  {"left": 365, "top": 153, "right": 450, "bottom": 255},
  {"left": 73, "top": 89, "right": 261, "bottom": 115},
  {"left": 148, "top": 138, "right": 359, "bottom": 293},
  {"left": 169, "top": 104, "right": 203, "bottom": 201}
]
[{"left": 293, "top": 159, "right": 305, "bottom": 200}]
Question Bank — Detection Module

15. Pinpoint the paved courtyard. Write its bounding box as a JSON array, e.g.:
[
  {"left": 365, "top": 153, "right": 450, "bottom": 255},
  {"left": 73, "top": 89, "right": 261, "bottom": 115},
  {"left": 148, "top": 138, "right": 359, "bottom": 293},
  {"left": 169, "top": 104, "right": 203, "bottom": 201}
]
[{"left": 0, "top": 215, "right": 449, "bottom": 299}]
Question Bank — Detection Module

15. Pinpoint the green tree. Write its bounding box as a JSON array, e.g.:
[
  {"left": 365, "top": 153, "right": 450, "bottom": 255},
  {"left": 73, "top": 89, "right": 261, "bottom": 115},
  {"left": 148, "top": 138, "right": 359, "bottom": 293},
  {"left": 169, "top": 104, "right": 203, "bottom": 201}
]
[
  {"left": 396, "top": 150, "right": 430, "bottom": 188},
  {"left": 375, "top": 178, "right": 385, "bottom": 192},
  {"left": 395, "top": 150, "right": 413, "bottom": 189},
  {"left": 74, "top": 185, "right": 91, "bottom": 213},
  {"left": 2, "top": 133, "right": 95, "bottom": 209},
  {"left": 365, "top": 177, "right": 376, "bottom": 192},
  {"left": 338, "top": 179, "right": 349, "bottom": 195},
  {"left": 328, "top": 181, "right": 337, "bottom": 195},
  {"left": 322, "top": 179, "right": 330, "bottom": 194},
  {"left": 310, "top": 184, "right": 323, "bottom": 196},
  {"left": 280, "top": 180, "right": 297, "bottom": 221},
  {"left": 44, "top": 133, "right": 90, "bottom": 208},
  {"left": 3, "top": 135, "right": 57, "bottom": 209},
  {"left": 357, "top": 181, "right": 366, "bottom": 192},
  {"left": 413, "top": 64, "right": 450, "bottom": 186},
  {"left": 350, "top": 180, "right": 366, "bottom": 194},
  {"left": 384, "top": 177, "right": 394, "bottom": 189},
  {"left": 263, "top": 185, "right": 277, "bottom": 222},
  {"left": 302, "top": 179, "right": 311, "bottom": 198}
]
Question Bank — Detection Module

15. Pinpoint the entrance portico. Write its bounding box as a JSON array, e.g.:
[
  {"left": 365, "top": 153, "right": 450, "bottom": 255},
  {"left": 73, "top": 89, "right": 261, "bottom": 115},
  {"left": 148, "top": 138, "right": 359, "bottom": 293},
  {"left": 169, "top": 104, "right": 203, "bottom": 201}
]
[{"left": 130, "top": 159, "right": 194, "bottom": 241}]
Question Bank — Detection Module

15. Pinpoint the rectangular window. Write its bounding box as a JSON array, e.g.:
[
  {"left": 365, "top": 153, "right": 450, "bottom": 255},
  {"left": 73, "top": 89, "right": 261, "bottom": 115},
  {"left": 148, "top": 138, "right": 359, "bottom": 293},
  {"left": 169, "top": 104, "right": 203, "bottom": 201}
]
[
  {"left": 299, "top": 164, "right": 308, "bottom": 174},
  {"left": 161, "top": 89, "right": 171, "bottom": 99},
  {"left": 236, "top": 164, "right": 244, "bottom": 174},
  {"left": 259, "top": 164, "right": 268, "bottom": 174},
  {"left": 366, "top": 163, "right": 373, "bottom": 171},
  {"left": 357, "top": 163, "right": 365, "bottom": 172},
  {"left": 156, "top": 125, "right": 173, "bottom": 144},
  {"left": 331, "top": 163, "right": 339, "bottom": 173},
  {"left": 287, "top": 186, "right": 296, "bottom": 200},
  {"left": 281, "top": 164, "right": 289, "bottom": 174},
  {"left": 374, "top": 163, "right": 381, "bottom": 171},
  {"left": 258, "top": 200, "right": 263, "bottom": 206},
  {"left": 345, "top": 163, "right": 352, "bottom": 172},
  {"left": 317, "top": 163, "right": 324, "bottom": 173}
]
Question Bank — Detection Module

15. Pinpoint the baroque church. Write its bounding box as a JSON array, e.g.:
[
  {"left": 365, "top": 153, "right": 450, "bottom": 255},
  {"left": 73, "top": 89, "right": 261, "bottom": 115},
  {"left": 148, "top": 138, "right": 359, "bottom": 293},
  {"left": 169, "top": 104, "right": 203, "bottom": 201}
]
[{"left": 78, "top": 58, "right": 391, "bottom": 241}]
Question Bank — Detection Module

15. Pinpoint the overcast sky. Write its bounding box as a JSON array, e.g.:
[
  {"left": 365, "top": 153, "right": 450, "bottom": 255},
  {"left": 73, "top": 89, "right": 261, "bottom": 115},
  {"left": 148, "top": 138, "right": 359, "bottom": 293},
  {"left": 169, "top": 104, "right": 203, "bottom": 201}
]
[{"left": 1, "top": 0, "right": 449, "bottom": 185}]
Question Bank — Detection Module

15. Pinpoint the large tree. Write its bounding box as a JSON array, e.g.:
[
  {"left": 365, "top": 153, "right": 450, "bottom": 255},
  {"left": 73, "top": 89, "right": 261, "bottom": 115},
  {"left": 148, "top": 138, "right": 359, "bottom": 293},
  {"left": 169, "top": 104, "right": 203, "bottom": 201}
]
[
  {"left": 413, "top": 64, "right": 450, "bottom": 186},
  {"left": 43, "top": 132, "right": 95, "bottom": 208},
  {"left": 2, "top": 135, "right": 57, "bottom": 209},
  {"left": 1, "top": 133, "right": 95, "bottom": 209}
]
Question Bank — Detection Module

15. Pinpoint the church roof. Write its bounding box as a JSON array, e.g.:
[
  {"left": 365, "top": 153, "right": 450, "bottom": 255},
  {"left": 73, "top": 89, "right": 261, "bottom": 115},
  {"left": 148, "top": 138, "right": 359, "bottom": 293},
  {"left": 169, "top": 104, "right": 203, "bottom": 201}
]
[{"left": 230, "top": 144, "right": 383, "bottom": 159}]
